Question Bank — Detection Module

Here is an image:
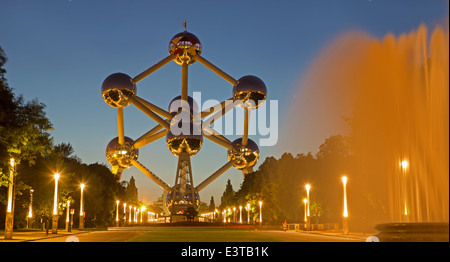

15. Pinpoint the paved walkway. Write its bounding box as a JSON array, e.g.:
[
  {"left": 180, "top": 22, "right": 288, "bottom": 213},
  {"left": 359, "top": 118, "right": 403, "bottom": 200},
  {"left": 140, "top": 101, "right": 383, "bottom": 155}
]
[{"left": 0, "top": 229, "right": 90, "bottom": 242}]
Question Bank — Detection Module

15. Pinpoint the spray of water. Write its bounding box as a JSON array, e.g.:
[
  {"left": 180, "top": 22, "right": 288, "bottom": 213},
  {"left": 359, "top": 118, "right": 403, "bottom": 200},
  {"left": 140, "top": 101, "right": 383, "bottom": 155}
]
[{"left": 289, "top": 22, "right": 448, "bottom": 228}]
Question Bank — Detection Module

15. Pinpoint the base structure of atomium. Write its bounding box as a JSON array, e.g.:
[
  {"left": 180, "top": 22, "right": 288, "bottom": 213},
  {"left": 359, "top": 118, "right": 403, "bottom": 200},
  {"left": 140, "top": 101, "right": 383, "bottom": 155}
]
[{"left": 101, "top": 29, "right": 267, "bottom": 216}]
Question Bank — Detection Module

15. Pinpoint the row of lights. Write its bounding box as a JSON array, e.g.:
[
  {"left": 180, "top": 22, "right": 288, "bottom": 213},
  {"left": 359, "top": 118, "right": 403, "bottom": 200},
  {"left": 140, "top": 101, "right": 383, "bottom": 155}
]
[
  {"left": 302, "top": 178, "right": 348, "bottom": 221},
  {"left": 4, "top": 158, "right": 86, "bottom": 238},
  {"left": 199, "top": 201, "right": 263, "bottom": 225},
  {"left": 115, "top": 200, "right": 150, "bottom": 225}
]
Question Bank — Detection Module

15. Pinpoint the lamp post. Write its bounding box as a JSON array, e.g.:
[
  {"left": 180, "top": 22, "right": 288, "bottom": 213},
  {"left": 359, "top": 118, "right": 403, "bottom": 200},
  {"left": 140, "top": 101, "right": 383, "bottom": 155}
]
[
  {"left": 4, "top": 158, "right": 16, "bottom": 240},
  {"left": 123, "top": 203, "right": 127, "bottom": 224},
  {"left": 27, "top": 188, "right": 34, "bottom": 229},
  {"left": 233, "top": 207, "right": 236, "bottom": 223},
  {"left": 134, "top": 206, "right": 137, "bottom": 223},
  {"left": 116, "top": 200, "right": 120, "bottom": 227},
  {"left": 79, "top": 183, "right": 85, "bottom": 230},
  {"left": 223, "top": 210, "right": 226, "bottom": 223},
  {"left": 52, "top": 173, "right": 60, "bottom": 234},
  {"left": 342, "top": 176, "right": 349, "bottom": 234},
  {"left": 401, "top": 160, "right": 409, "bottom": 222},
  {"left": 141, "top": 206, "right": 146, "bottom": 223},
  {"left": 65, "top": 200, "right": 71, "bottom": 231},
  {"left": 305, "top": 184, "right": 311, "bottom": 230},
  {"left": 259, "top": 201, "right": 262, "bottom": 226},
  {"left": 239, "top": 206, "right": 242, "bottom": 223},
  {"left": 129, "top": 205, "right": 132, "bottom": 223},
  {"left": 303, "top": 198, "right": 307, "bottom": 226}
]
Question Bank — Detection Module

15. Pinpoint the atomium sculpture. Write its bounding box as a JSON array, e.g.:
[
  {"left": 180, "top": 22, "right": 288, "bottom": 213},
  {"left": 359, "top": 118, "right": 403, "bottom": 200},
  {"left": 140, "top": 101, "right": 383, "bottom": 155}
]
[{"left": 101, "top": 29, "right": 267, "bottom": 216}]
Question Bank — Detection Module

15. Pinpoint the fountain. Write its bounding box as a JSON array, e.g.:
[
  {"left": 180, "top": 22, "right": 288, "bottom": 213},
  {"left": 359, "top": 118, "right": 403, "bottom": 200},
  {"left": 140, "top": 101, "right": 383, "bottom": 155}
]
[{"left": 288, "top": 22, "right": 448, "bottom": 241}]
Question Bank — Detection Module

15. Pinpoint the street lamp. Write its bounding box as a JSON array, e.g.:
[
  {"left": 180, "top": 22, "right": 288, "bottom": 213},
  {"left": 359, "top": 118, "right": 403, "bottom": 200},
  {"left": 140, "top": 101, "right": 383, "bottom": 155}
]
[
  {"left": 65, "top": 200, "right": 70, "bottom": 231},
  {"left": 239, "top": 206, "right": 242, "bottom": 223},
  {"left": 52, "top": 173, "right": 60, "bottom": 234},
  {"left": 79, "top": 183, "right": 85, "bottom": 230},
  {"left": 123, "top": 203, "right": 127, "bottom": 224},
  {"left": 342, "top": 176, "right": 349, "bottom": 234},
  {"left": 27, "top": 188, "right": 34, "bottom": 229},
  {"left": 223, "top": 210, "right": 226, "bottom": 223},
  {"left": 259, "top": 201, "right": 262, "bottom": 226},
  {"left": 305, "top": 184, "right": 311, "bottom": 230},
  {"left": 134, "top": 206, "right": 137, "bottom": 223},
  {"left": 116, "top": 200, "right": 120, "bottom": 227},
  {"left": 141, "top": 206, "right": 146, "bottom": 223},
  {"left": 233, "top": 207, "right": 236, "bottom": 223},
  {"left": 303, "top": 198, "right": 307, "bottom": 223},
  {"left": 401, "top": 159, "right": 409, "bottom": 220},
  {"left": 4, "top": 158, "right": 16, "bottom": 240},
  {"left": 129, "top": 205, "right": 132, "bottom": 223}
]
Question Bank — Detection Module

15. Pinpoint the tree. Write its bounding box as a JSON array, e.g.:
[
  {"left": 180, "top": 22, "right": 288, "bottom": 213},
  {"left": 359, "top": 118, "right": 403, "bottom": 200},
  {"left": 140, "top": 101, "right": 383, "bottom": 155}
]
[
  {"left": 0, "top": 45, "right": 53, "bottom": 186},
  {"left": 220, "top": 179, "right": 235, "bottom": 209},
  {"left": 125, "top": 176, "right": 139, "bottom": 204},
  {"left": 209, "top": 196, "right": 215, "bottom": 211},
  {"left": 316, "top": 135, "right": 351, "bottom": 160}
]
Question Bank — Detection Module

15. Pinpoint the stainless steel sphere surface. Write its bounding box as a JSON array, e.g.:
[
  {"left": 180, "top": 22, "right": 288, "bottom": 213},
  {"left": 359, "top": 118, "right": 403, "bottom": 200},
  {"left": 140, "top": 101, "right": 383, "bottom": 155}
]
[
  {"left": 168, "top": 95, "right": 199, "bottom": 118},
  {"left": 233, "top": 75, "right": 267, "bottom": 109},
  {"left": 101, "top": 73, "right": 136, "bottom": 108},
  {"left": 169, "top": 31, "right": 202, "bottom": 65},
  {"left": 166, "top": 122, "right": 203, "bottom": 157},
  {"left": 105, "top": 136, "right": 138, "bottom": 169},
  {"left": 227, "top": 138, "right": 260, "bottom": 170}
]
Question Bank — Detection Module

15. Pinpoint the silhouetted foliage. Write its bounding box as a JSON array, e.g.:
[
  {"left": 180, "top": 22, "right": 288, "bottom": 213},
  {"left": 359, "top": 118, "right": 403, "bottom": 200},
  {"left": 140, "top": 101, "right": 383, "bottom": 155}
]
[{"left": 221, "top": 135, "right": 354, "bottom": 226}]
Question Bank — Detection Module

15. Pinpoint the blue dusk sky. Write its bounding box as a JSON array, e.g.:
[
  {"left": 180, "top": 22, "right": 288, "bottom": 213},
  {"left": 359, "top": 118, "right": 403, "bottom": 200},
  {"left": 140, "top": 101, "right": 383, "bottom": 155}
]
[{"left": 1, "top": 0, "right": 447, "bottom": 204}]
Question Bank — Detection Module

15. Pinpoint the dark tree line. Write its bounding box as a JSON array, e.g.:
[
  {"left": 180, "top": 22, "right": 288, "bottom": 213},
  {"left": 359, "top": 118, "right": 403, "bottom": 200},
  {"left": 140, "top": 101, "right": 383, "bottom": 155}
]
[{"left": 219, "top": 135, "right": 387, "bottom": 232}]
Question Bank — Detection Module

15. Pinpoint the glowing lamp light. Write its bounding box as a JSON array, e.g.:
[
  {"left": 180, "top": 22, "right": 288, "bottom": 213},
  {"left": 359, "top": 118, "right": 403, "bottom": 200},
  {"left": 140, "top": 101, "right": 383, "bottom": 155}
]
[
  {"left": 305, "top": 184, "right": 311, "bottom": 217},
  {"left": 52, "top": 173, "right": 60, "bottom": 215},
  {"left": 342, "top": 176, "right": 348, "bottom": 218},
  {"left": 303, "top": 198, "right": 307, "bottom": 222},
  {"left": 80, "top": 183, "right": 85, "bottom": 216},
  {"left": 401, "top": 160, "right": 409, "bottom": 170},
  {"left": 6, "top": 158, "right": 16, "bottom": 213}
]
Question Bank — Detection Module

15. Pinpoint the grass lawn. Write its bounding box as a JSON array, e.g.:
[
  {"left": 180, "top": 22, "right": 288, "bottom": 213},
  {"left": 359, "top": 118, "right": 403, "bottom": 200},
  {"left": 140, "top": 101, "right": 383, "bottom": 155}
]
[{"left": 127, "top": 228, "right": 284, "bottom": 242}]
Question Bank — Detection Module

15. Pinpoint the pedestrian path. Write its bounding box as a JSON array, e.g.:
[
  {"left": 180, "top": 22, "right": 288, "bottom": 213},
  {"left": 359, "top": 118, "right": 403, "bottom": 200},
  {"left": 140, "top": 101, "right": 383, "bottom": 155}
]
[{"left": 0, "top": 229, "right": 89, "bottom": 242}]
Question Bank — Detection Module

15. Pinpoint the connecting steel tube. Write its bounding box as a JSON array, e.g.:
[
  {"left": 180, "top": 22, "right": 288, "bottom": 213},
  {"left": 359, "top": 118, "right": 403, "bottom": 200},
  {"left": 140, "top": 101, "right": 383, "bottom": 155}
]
[
  {"left": 131, "top": 160, "right": 171, "bottom": 192},
  {"left": 196, "top": 55, "right": 237, "bottom": 86},
  {"left": 134, "top": 124, "right": 164, "bottom": 148},
  {"left": 133, "top": 54, "right": 175, "bottom": 83},
  {"left": 129, "top": 97, "right": 170, "bottom": 130},
  {"left": 133, "top": 96, "right": 173, "bottom": 120},
  {"left": 195, "top": 160, "right": 235, "bottom": 192},
  {"left": 117, "top": 108, "right": 125, "bottom": 145},
  {"left": 134, "top": 129, "right": 167, "bottom": 149},
  {"left": 181, "top": 63, "right": 188, "bottom": 101},
  {"left": 242, "top": 108, "right": 249, "bottom": 146},
  {"left": 202, "top": 130, "right": 234, "bottom": 151}
]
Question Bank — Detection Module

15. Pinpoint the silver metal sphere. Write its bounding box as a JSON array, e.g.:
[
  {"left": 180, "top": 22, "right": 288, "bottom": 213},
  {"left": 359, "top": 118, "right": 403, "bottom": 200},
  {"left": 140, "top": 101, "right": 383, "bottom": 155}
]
[
  {"left": 169, "top": 31, "right": 202, "bottom": 65},
  {"left": 166, "top": 122, "right": 203, "bottom": 157},
  {"left": 233, "top": 75, "right": 267, "bottom": 109},
  {"left": 165, "top": 185, "right": 200, "bottom": 209},
  {"left": 101, "top": 73, "right": 136, "bottom": 108},
  {"left": 106, "top": 136, "right": 139, "bottom": 169},
  {"left": 168, "top": 95, "right": 199, "bottom": 118},
  {"left": 227, "top": 138, "right": 260, "bottom": 170}
]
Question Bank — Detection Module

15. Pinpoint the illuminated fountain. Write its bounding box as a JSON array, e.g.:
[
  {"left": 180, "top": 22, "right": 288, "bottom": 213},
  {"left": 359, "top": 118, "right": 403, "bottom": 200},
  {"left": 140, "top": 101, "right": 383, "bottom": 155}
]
[{"left": 288, "top": 22, "right": 448, "bottom": 241}]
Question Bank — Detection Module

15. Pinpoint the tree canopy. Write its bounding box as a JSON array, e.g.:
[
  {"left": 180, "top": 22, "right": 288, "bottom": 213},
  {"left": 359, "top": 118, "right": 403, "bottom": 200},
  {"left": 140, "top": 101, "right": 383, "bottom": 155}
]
[{"left": 0, "top": 46, "right": 148, "bottom": 229}]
